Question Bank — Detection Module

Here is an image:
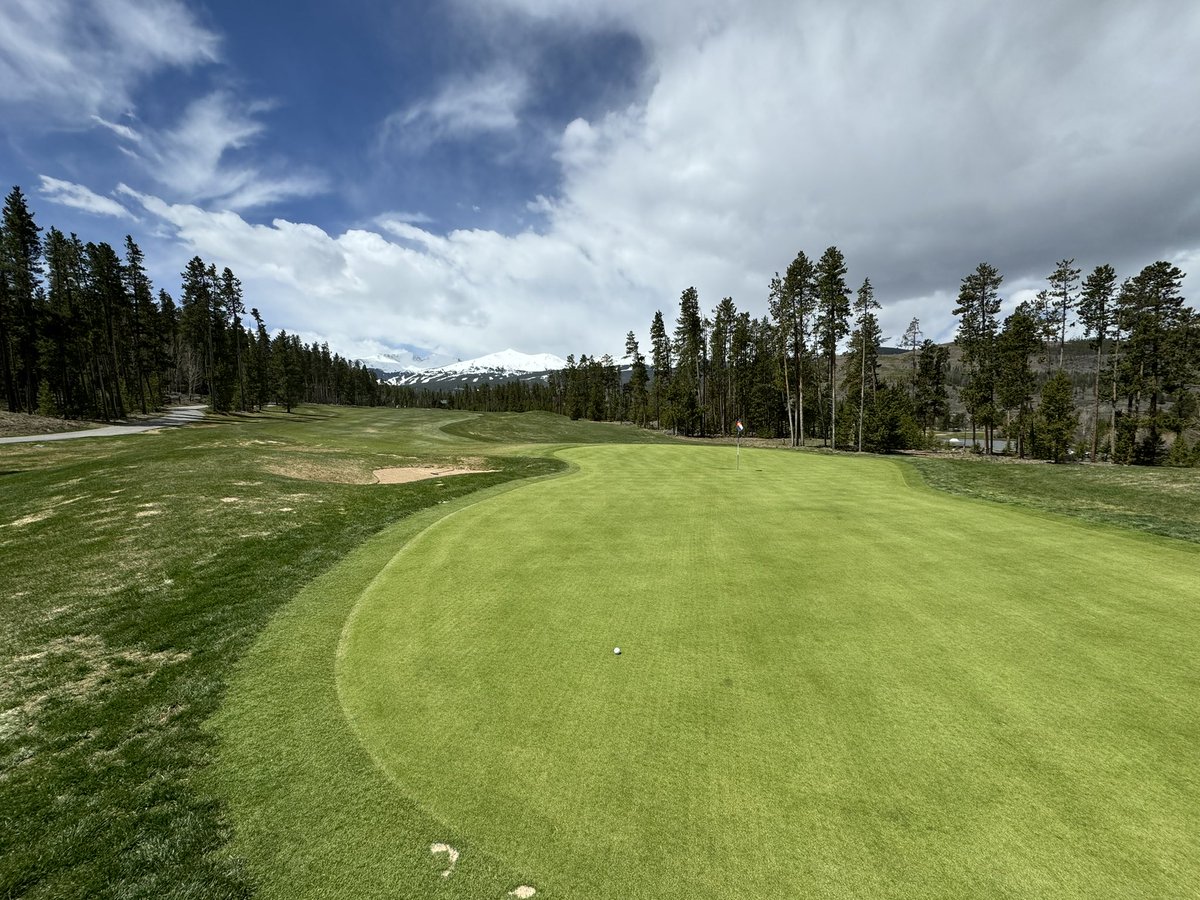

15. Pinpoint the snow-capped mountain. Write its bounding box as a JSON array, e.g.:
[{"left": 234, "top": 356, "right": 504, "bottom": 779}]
[
  {"left": 354, "top": 349, "right": 459, "bottom": 373},
  {"left": 362, "top": 348, "right": 570, "bottom": 389},
  {"left": 432, "top": 349, "right": 569, "bottom": 376}
]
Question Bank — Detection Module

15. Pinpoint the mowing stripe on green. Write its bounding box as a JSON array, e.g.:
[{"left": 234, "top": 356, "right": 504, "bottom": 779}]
[{"left": 338, "top": 444, "right": 1200, "bottom": 899}]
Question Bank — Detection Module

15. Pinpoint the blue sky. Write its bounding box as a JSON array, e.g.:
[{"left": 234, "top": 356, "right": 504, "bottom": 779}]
[{"left": 2, "top": 0, "right": 1198, "bottom": 362}]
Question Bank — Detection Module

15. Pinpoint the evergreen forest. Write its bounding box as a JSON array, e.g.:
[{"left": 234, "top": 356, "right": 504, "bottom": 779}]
[{"left": 3, "top": 186, "right": 1196, "bottom": 465}]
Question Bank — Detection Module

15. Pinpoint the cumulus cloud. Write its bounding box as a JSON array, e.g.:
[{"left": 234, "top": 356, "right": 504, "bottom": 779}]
[
  {"left": 459, "top": 0, "right": 1200, "bottom": 344},
  {"left": 38, "top": 176, "right": 134, "bottom": 219},
  {"left": 119, "top": 186, "right": 638, "bottom": 358},
  {"left": 0, "top": 0, "right": 218, "bottom": 120},
  {"left": 113, "top": 1, "right": 1200, "bottom": 359}
]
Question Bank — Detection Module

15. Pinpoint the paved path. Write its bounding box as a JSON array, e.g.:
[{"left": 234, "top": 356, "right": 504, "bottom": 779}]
[{"left": 0, "top": 406, "right": 208, "bottom": 444}]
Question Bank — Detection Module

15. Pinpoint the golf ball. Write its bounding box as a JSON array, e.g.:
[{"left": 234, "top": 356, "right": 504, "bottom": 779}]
[{"left": 613, "top": 647, "right": 621, "bottom": 655}]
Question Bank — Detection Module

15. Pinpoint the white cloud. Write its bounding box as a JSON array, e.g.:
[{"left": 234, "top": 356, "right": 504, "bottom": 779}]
[
  {"left": 38, "top": 176, "right": 134, "bottom": 219},
  {"left": 121, "top": 92, "right": 327, "bottom": 210},
  {"left": 121, "top": 186, "right": 646, "bottom": 358},
  {"left": 91, "top": 115, "right": 143, "bottom": 143},
  {"left": 457, "top": 0, "right": 1200, "bottom": 346},
  {"left": 119, "top": 2, "right": 1200, "bottom": 361},
  {"left": 377, "top": 211, "right": 435, "bottom": 225},
  {"left": 0, "top": 0, "right": 218, "bottom": 120},
  {"left": 381, "top": 67, "right": 530, "bottom": 151}
]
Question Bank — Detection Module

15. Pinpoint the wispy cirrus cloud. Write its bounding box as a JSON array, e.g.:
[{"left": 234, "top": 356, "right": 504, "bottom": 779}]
[
  {"left": 0, "top": 0, "right": 218, "bottom": 121},
  {"left": 38, "top": 175, "right": 134, "bottom": 219},
  {"left": 107, "top": 92, "right": 327, "bottom": 211},
  {"left": 91, "top": 115, "right": 144, "bottom": 143},
  {"left": 380, "top": 67, "right": 529, "bottom": 152}
]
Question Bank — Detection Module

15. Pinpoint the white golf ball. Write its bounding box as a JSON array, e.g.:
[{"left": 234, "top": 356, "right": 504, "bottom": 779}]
[{"left": 613, "top": 647, "right": 621, "bottom": 655}]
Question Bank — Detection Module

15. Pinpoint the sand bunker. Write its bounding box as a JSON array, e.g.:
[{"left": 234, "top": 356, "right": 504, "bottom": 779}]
[
  {"left": 430, "top": 843, "right": 459, "bottom": 877},
  {"left": 373, "top": 466, "right": 496, "bottom": 484}
]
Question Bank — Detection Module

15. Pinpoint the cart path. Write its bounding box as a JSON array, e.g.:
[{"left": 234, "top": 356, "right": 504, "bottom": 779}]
[{"left": 0, "top": 406, "right": 207, "bottom": 444}]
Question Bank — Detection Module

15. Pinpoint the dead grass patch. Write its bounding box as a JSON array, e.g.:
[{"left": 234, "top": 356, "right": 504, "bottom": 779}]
[
  {"left": 262, "top": 458, "right": 375, "bottom": 484},
  {"left": 2, "top": 635, "right": 192, "bottom": 740},
  {"left": 5, "top": 510, "right": 52, "bottom": 527}
]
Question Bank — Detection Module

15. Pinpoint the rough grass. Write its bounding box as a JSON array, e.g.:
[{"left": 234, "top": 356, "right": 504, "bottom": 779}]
[
  {"left": 905, "top": 456, "right": 1200, "bottom": 543},
  {"left": 439, "top": 410, "right": 679, "bottom": 446},
  {"left": 0, "top": 407, "right": 564, "bottom": 899}
]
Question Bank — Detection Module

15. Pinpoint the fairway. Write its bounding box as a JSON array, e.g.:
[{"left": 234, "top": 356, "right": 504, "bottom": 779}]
[{"left": 336, "top": 444, "right": 1199, "bottom": 898}]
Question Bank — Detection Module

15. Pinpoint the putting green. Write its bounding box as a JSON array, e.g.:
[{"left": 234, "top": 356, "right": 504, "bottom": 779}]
[{"left": 339, "top": 445, "right": 1200, "bottom": 898}]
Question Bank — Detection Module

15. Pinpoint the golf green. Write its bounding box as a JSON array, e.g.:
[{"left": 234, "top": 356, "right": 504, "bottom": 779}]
[{"left": 338, "top": 445, "right": 1200, "bottom": 898}]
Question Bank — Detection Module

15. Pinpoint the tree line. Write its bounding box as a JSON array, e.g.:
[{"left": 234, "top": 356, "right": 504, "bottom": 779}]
[
  {"left": 6, "top": 182, "right": 1195, "bottom": 464},
  {"left": 558, "top": 248, "right": 1197, "bottom": 464},
  {"left": 0, "top": 186, "right": 392, "bottom": 419}
]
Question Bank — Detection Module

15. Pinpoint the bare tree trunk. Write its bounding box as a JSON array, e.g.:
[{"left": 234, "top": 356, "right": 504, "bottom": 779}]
[
  {"left": 797, "top": 352, "right": 805, "bottom": 447},
  {"left": 1090, "top": 338, "right": 1103, "bottom": 460},
  {"left": 858, "top": 333, "right": 867, "bottom": 452}
]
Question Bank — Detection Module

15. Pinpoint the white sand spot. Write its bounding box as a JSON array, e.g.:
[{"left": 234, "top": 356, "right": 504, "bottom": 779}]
[
  {"left": 430, "top": 843, "right": 459, "bottom": 877},
  {"left": 509, "top": 887, "right": 537, "bottom": 898},
  {"left": 220, "top": 497, "right": 241, "bottom": 503}
]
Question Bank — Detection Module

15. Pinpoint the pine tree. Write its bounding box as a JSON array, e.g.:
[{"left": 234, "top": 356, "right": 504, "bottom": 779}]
[
  {"left": 625, "top": 331, "right": 648, "bottom": 426},
  {"left": 672, "top": 286, "right": 705, "bottom": 435},
  {"left": 1077, "top": 263, "right": 1117, "bottom": 460},
  {"left": 270, "top": 330, "right": 304, "bottom": 413},
  {"left": 219, "top": 267, "right": 248, "bottom": 409},
  {"left": 1039, "top": 371, "right": 1078, "bottom": 463},
  {"left": 814, "top": 246, "right": 851, "bottom": 447},
  {"left": 914, "top": 340, "right": 949, "bottom": 437},
  {"left": 649, "top": 310, "right": 671, "bottom": 428},
  {"left": 1, "top": 186, "right": 44, "bottom": 412},
  {"left": 709, "top": 297, "right": 737, "bottom": 434},
  {"left": 952, "top": 263, "right": 1003, "bottom": 453},
  {"left": 771, "top": 250, "right": 816, "bottom": 446},
  {"left": 849, "top": 277, "right": 881, "bottom": 451},
  {"left": 84, "top": 241, "right": 129, "bottom": 419},
  {"left": 901, "top": 317, "right": 922, "bottom": 395},
  {"left": 1117, "top": 261, "right": 1188, "bottom": 464},
  {"left": 249, "top": 308, "right": 273, "bottom": 410},
  {"left": 122, "top": 236, "right": 156, "bottom": 413},
  {"left": 42, "top": 228, "right": 91, "bottom": 416},
  {"left": 995, "top": 303, "right": 1040, "bottom": 456},
  {"left": 1047, "top": 258, "right": 1081, "bottom": 369}
]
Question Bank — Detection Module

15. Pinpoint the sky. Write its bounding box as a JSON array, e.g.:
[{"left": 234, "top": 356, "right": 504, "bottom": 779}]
[{"left": 2, "top": 0, "right": 1199, "bottom": 364}]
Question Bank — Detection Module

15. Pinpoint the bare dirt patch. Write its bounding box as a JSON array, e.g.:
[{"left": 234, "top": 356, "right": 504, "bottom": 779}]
[
  {"left": 261, "top": 459, "right": 376, "bottom": 484},
  {"left": 373, "top": 465, "right": 496, "bottom": 484}
]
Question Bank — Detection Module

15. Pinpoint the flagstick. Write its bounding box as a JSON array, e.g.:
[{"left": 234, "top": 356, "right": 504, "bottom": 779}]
[{"left": 736, "top": 432, "right": 741, "bottom": 470}]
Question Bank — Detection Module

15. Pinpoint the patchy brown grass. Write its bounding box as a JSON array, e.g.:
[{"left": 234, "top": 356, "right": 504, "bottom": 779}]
[
  {"left": 261, "top": 458, "right": 377, "bottom": 484},
  {"left": 0, "top": 410, "right": 98, "bottom": 438}
]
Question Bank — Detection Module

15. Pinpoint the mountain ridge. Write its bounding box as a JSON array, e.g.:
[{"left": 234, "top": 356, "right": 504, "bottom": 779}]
[{"left": 356, "top": 348, "right": 570, "bottom": 388}]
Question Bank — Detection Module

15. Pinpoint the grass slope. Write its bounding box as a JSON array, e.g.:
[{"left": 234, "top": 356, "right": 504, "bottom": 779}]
[
  {"left": 0, "top": 407, "right": 563, "bottom": 899},
  {"left": 906, "top": 456, "right": 1200, "bottom": 544},
  {"left": 338, "top": 446, "right": 1199, "bottom": 899}
]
